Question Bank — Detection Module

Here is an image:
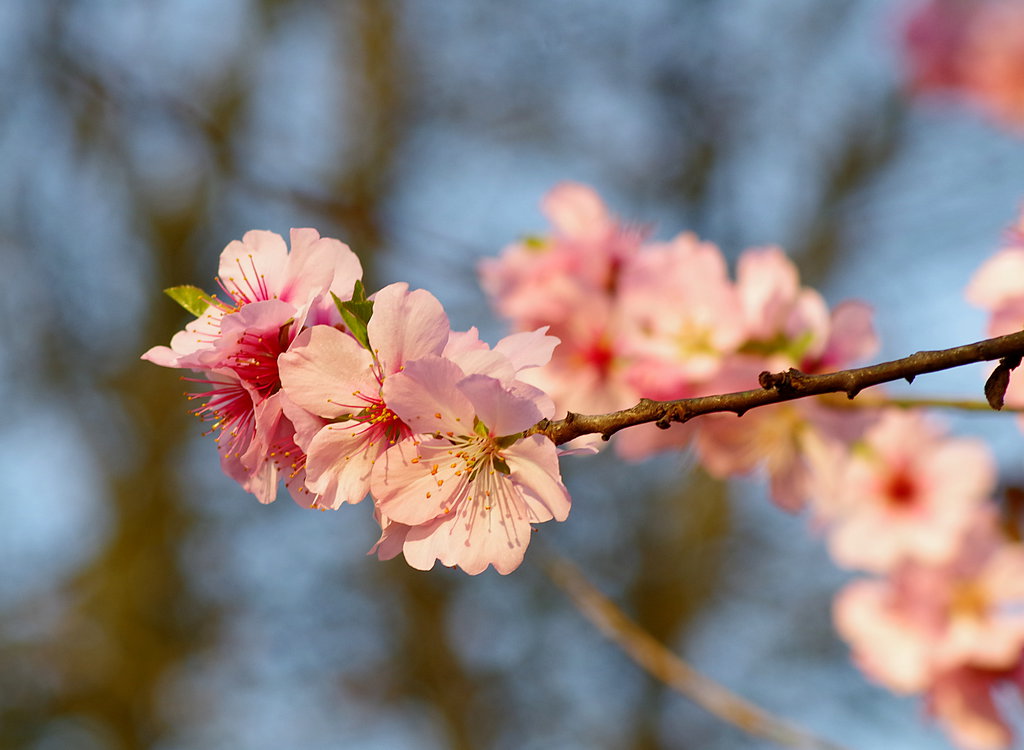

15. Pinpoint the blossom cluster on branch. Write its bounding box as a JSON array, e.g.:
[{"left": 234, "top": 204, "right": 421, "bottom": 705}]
[
  {"left": 143, "top": 229, "right": 572, "bottom": 575},
  {"left": 480, "top": 184, "right": 1024, "bottom": 749},
  {"left": 145, "top": 185, "right": 1024, "bottom": 748}
]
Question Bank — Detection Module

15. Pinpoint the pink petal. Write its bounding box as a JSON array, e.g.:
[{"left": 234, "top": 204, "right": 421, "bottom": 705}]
[
  {"left": 368, "top": 282, "right": 450, "bottom": 375},
  {"left": 303, "top": 422, "right": 381, "bottom": 507},
  {"left": 383, "top": 357, "right": 475, "bottom": 436},
  {"left": 371, "top": 438, "right": 465, "bottom": 525},
  {"left": 402, "top": 496, "right": 534, "bottom": 575},
  {"left": 493, "top": 327, "right": 560, "bottom": 372},
  {"left": 278, "top": 325, "right": 376, "bottom": 418},
  {"left": 219, "top": 230, "right": 289, "bottom": 304},
  {"left": 506, "top": 435, "right": 571, "bottom": 522},
  {"left": 457, "top": 374, "right": 543, "bottom": 437}
]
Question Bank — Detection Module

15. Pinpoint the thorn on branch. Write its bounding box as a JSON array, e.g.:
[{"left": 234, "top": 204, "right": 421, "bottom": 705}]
[
  {"left": 905, "top": 374, "right": 915, "bottom": 385},
  {"left": 985, "top": 354, "right": 1023, "bottom": 410}
]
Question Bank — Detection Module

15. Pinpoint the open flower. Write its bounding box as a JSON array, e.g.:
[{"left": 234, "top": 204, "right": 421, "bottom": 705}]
[
  {"left": 278, "top": 282, "right": 451, "bottom": 509},
  {"left": 371, "top": 357, "right": 570, "bottom": 575},
  {"left": 143, "top": 228, "right": 361, "bottom": 369},
  {"left": 143, "top": 228, "right": 363, "bottom": 503},
  {"left": 823, "top": 410, "right": 994, "bottom": 572},
  {"left": 834, "top": 514, "right": 1024, "bottom": 694}
]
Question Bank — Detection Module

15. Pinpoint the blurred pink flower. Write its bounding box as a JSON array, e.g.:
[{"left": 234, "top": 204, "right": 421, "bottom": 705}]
[
  {"left": 480, "top": 182, "right": 642, "bottom": 327},
  {"left": 693, "top": 248, "right": 878, "bottom": 509},
  {"left": 835, "top": 516, "right": 1024, "bottom": 694},
  {"left": 967, "top": 222, "right": 1024, "bottom": 422},
  {"left": 823, "top": 410, "right": 995, "bottom": 572},
  {"left": 902, "top": 0, "right": 1024, "bottom": 131},
  {"left": 618, "top": 232, "right": 746, "bottom": 394}
]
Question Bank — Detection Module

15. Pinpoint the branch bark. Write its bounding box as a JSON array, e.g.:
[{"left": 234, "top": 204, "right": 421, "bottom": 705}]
[{"left": 530, "top": 330, "right": 1024, "bottom": 446}]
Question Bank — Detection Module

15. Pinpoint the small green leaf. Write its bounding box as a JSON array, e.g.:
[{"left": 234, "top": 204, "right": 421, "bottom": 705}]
[
  {"left": 350, "top": 279, "right": 368, "bottom": 303},
  {"left": 164, "top": 285, "right": 215, "bottom": 317},
  {"left": 332, "top": 291, "right": 374, "bottom": 351},
  {"left": 492, "top": 457, "right": 511, "bottom": 475},
  {"left": 473, "top": 416, "right": 490, "bottom": 438},
  {"left": 494, "top": 432, "right": 522, "bottom": 450}
]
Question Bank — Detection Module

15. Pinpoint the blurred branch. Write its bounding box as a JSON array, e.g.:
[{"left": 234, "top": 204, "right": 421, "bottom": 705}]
[
  {"left": 532, "top": 330, "right": 1024, "bottom": 445},
  {"left": 543, "top": 554, "right": 851, "bottom": 750},
  {"left": 816, "top": 393, "right": 1024, "bottom": 413}
]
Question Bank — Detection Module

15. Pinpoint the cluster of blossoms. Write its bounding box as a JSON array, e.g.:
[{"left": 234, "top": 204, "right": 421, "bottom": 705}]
[
  {"left": 482, "top": 184, "right": 1024, "bottom": 748},
  {"left": 144, "top": 229, "right": 571, "bottom": 575},
  {"left": 145, "top": 185, "right": 1024, "bottom": 747},
  {"left": 902, "top": 0, "right": 1024, "bottom": 131}
]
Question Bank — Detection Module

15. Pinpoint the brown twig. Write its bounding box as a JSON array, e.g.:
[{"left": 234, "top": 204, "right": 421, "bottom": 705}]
[
  {"left": 530, "top": 330, "right": 1024, "bottom": 445},
  {"left": 542, "top": 554, "right": 853, "bottom": 750}
]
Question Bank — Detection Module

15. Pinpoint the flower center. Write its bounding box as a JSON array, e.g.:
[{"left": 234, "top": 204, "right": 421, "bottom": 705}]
[{"left": 884, "top": 469, "right": 918, "bottom": 508}]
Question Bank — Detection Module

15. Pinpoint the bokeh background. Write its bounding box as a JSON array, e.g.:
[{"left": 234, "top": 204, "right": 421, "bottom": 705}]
[{"left": 3, "top": 2, "right": 1024, "bottom": 748}]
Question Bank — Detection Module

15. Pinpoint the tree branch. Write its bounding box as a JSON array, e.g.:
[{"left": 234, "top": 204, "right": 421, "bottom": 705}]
[
  {"left": 542, "top": 554, "right": 853, "bottom": 750},
  {"left": 530, "top": 330, "right": 1024, "bottom": 446}
]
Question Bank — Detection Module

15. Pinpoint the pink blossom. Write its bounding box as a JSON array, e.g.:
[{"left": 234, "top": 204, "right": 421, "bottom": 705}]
[
  {"left": 902, "top": 0, "right": 976, "bottom": 93},
  {"left": 277, "top": 282, "right": 451, "bottom": 509},
  {"left": 180, "top": 300, "right": 303, "bottom": 503},
  {"left": 690, "top": 247, "right": 878, "bottom": 509},
  {"left": 618, "top": 233, "right": 746, "bottom": 394},
  {"left": 961, "top": 2, "right": 1024, "bottom": 129},
  {"left": 968, "top": 224, "right": 1024, "bottom": 421},
  {"left": 823, "top": 410, "right": 995, "bottom": 572},
  {"left": 479, "top": 182, "right": 642, "bottom": 328},
  {"left": 967, "top": 242, "right": 1024, "bottom": 338},
  {"left": 834, "top": 516, "right": 1024, "bottom": 694},
  {"left": 513, "top": 292, "right": 638, "bottom": 416},
  {"left": 901, "top": 0, "right": 1024, "bottom": 131},
  {"left": 142, "top": 228, "right": 363, "bottom": 504},
  {"left": 371, "top": 357, "right": 569, "bottom": 575},
  {"left": 143, "top": 228, "right": 361, "bottom": 369}
]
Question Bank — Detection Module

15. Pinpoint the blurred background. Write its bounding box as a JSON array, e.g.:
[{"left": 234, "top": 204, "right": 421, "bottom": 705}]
[{"left": 2, "top": 1, "right": 1024, "bottom": 748}]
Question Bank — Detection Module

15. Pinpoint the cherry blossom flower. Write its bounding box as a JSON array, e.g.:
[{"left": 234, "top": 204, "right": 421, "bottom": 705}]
[
  {"left": 143, "top": 228, "right": 363, "bottom": 503},
  {"left": 834, "top": 515, "right": 1024, "bottom": 695},
  {"left": 371, "top": 356, "right": 570, "bottom": 575},
  {"left": 692, "top": 248, "right": 878, "bottom": 510},
  {"left": 479, "top": 181, "right": 642, "bottom": 328},
  {"left": 968, "top": 228, "right": 1024, "bottom": 423},
  {"left": 618, "top": 232, "right": 746, "bottom": 394},
  {"left": 143, "top": 228, "right": 360, "bottom": 369},
  {"left": 278, "top": 282, "right": 451, "bottom": 509},
  {"left": 822, "top": 410, "right": 995, "bottom": 572}
]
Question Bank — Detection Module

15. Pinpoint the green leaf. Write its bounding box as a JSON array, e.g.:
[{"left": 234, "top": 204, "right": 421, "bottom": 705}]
[
  {"left": 494, "top": 432, "right": 522, "bottom": 450},
  {"left": 492, "top": 457, "right": 511, "bottom": 475},
  {"left": 164, "top": 285, "right": 215, "bottom": 317},
  {"left": 332, "top": 290, "right": 374, "bottom": 351},
  {"left": 473, "top": 416, "right": 490, "bottom": 438}
]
